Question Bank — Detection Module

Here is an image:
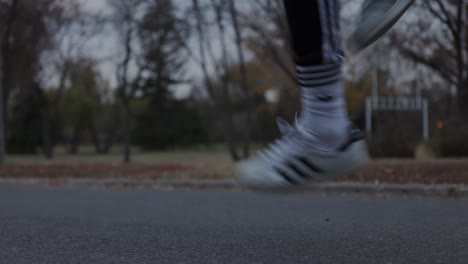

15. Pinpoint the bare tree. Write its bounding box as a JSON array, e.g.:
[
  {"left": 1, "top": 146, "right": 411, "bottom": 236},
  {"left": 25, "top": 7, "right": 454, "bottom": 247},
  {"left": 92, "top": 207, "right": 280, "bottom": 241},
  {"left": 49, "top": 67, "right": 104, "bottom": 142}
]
[
  {"left": 399, "top": 0, "right": 468, "bottom": 114},
  {"left": 189, "top": 0, "right": 238, "bottom": 160},
  {"left": 228, "top": 0, "right": 255, "bottom": 158},
  {"left": 109, "top": 0, "right": 145, "bottom": 163},
  {"left": 245, "top": 0, "right": 296, "bottom": 85},
  {"left": 189, "top": 0, "right": 263, "bottom": 161},
  {"left": 38, "top": 0, "right": 103, "bottom": 158},
  {"left": 1, "top": 0, "right": 73, "bottom": 161},
  {"left": 139, "top": 0, "right": 189, "bottom": 95},
  {"left": 242, "top": 0, "right": 304, "bottom": 121}
]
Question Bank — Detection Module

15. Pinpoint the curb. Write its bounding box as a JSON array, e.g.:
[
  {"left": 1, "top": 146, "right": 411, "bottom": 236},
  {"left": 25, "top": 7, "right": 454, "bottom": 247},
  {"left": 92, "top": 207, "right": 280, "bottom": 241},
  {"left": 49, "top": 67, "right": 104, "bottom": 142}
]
[
  {"left": 1, "top": 178, "right": 467, "bottom": 198},
  {"left": 311, "top": 182, "right": 468, "bottom": 198}
]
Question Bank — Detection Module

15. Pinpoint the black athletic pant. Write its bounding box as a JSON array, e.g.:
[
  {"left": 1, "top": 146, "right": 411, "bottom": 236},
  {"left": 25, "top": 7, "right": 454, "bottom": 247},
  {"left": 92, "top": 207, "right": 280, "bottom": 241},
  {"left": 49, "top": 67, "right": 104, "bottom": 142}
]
[{"left": 283, "top": 0, "right": 343, "bottom": 67}]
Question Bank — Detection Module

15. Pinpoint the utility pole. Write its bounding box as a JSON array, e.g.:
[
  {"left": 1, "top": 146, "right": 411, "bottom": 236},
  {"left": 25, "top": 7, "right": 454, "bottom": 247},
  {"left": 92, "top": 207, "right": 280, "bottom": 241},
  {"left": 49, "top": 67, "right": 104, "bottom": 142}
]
[
  {"left": 463, "top": 1, "right": 467, "bottom": 74},
  {"left": 0, "top": 55, "right": 5, "bottom": 165},
  {"left": 0, "top": 0, "right": 19, "bottom": 166}
]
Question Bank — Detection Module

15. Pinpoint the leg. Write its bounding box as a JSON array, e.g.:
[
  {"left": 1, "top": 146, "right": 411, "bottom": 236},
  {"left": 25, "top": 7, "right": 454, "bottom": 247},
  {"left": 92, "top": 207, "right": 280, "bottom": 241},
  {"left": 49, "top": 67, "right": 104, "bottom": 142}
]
[
  {"left": 235, "top": 0, "right": 413, "bottom": 189},
  {"left": 284, "top": 0, "right": 348, "bottom": 152},
  {"left": 236, "top": 0, "right": 367, "bottom": 189},
  {"left": 283, "top": 0, "right": 343, "bottom": 66}
]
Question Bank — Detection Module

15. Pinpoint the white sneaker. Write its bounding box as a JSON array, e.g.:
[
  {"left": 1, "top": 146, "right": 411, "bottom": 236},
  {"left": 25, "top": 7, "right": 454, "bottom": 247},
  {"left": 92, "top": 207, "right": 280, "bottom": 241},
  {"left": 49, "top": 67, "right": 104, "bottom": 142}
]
[
  {"left": 346, "top": 0, "right": 415, "bottom": 55},
  {"left": 236, "top": 118, "right": 368, "bottom": 189}
]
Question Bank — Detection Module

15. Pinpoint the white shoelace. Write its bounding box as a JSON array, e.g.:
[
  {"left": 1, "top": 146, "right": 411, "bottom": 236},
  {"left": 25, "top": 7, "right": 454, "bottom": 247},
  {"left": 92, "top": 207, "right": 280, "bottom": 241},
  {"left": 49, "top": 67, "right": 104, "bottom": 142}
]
[{"left": 258, "top": 116, "right": 318, "bottom": 165}]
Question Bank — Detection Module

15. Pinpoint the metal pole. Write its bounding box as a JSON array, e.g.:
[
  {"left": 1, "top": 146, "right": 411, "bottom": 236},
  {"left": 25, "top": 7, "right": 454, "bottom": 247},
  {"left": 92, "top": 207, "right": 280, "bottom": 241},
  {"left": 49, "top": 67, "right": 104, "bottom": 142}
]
[
  {"left": 366, "top": 98, "right": 372, "bottom": 135},
  {"left": 462, "top": 1, "right": 468, "bottom": 69},
  {"left": 0, "top": 55, "right": 5, "bottom": 165},
  {"left": 372, "top": 64, "right": 379, "bottom": 101},
  {"left": 423, "top": 99, "right": 429, "bottom": 141},
  {"left": 416, "top": 64, "right": 421, "bottom": 102}
]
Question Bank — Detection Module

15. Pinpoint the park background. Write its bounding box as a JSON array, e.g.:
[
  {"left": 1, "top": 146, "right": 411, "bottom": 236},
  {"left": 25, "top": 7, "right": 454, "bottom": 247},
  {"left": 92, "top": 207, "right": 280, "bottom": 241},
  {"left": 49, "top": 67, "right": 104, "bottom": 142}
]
[{"left": 0, "top": 0, "right": 467, "bottom": 184}]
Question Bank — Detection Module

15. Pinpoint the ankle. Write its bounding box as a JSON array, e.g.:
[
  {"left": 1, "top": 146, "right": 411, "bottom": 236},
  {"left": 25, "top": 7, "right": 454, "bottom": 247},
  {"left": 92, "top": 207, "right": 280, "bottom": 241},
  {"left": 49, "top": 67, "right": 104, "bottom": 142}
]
[{"left": 299, "top": 117, "right": 349, "bottom": 151}]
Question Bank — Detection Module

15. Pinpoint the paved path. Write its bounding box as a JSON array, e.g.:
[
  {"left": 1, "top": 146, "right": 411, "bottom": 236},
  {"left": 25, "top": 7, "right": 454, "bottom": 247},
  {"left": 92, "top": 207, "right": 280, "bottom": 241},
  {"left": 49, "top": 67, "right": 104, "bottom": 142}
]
[{"left": 0, "top": 184, "right": 467, "bottom": 264}]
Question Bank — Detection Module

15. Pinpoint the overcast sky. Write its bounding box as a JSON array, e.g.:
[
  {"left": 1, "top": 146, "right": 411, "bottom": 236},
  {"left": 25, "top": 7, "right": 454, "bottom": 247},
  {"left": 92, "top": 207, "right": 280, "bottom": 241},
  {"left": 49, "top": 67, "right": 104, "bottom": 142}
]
[
  {"left": 76, "top": 0, "right": 212, "bottom": 98},
  {"left": 74, "top": 0, "right": 422, "bottom": 99}
]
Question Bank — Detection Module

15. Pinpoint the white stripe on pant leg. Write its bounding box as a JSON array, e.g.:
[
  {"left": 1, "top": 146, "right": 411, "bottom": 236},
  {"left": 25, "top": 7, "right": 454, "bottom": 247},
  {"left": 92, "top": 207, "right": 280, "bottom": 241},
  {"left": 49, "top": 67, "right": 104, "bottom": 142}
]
[
  {"left": 316, "top": 0, "right": 334, "bottom": 64},
  {"left": 317, "top": 0, "right": 342, "bottom": 64},
  {"left": 329, "top": 0, "right": 342, "bottom": 53},
  {"left": 326, "top": 0, "right": 342, "bottom": 60}
]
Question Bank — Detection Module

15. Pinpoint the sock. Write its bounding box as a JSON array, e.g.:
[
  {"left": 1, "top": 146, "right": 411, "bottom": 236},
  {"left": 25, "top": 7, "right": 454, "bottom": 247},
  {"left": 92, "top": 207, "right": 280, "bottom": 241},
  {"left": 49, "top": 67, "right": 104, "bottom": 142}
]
[{"left": 296, "top": 63, "right": 349, "bottom": 151}]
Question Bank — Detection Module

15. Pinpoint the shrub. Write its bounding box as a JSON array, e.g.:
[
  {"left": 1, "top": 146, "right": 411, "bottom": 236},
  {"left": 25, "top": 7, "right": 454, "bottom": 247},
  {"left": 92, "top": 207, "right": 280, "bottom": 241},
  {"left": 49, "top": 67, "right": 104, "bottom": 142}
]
[
  {"left": 429, "top": 120, "right": 468, "bottom": 157},
  {"left": 7, "top": 94, "right": 43, "bottom": 154},
  {"left": 368, "top": 133, "right": 415, "bottom": 158},
  {"left": 367, "top": 111, "right": 422, "bottom": 158}
]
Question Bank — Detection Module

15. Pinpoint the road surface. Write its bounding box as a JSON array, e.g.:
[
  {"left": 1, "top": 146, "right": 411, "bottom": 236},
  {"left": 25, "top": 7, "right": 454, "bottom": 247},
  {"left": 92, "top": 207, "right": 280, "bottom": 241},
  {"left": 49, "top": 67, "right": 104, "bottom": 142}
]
[{"left": 0, "top": 184, "right": 467, "bottom": 263}]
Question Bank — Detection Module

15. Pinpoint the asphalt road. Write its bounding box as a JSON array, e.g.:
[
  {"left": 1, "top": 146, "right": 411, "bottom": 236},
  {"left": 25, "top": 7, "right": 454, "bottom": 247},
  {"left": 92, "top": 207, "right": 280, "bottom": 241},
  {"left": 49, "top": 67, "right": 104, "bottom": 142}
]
[{"left": 0, "top": 184, "right": 467, "bottom": 264}]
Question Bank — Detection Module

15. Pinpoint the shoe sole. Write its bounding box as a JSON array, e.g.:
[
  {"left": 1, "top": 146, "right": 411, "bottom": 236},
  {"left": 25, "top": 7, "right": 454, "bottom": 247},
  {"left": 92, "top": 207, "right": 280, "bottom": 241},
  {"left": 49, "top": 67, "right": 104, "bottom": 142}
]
[
  {"left": 237, "top": 140, "right": 369, "bottom": 192},
  {"left": 346, "top": 0, "right": 415, "bottom": 55}
]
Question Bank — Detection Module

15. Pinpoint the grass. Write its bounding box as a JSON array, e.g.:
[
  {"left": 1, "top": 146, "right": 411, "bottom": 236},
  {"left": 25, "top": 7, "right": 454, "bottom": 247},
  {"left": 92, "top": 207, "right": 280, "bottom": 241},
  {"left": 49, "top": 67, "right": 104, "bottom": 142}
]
[
  {"left": 4, "top": 144, "right": 267, "bottom": 179},
  {"left": 4, "top": 145, "right": 236, "bottom": 180},
  {"left": 3, "top": 145, "right": 468, "bottom": 184},
  {"left": 6, "top": 145, "right": 232, "bottom": 163}
]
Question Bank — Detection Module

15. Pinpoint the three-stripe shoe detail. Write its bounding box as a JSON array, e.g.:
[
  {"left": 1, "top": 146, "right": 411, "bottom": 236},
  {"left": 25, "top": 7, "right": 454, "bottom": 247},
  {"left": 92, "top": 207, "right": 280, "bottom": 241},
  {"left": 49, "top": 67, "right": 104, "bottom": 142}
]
[
  {"left": 275, "top": 167, "right": 300, "bottom": 185},
  {"left": 274, "top": 156, "right": 325, "bottom": 185}
]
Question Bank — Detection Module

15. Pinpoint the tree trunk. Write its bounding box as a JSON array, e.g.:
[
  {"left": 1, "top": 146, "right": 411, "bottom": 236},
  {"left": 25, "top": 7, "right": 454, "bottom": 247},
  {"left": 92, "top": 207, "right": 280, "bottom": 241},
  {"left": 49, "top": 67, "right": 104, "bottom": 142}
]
[
  {"left": 0, "top": 0, "right": 19, "bottom": 165},
  {"left": 40, "top": 106, "right": 53, "bottom": 159},
  {"left": 457, "top": 80, "right": 468, "bottom": 119},
  {"left": 122, "top": 104, "right": 131, "bottom": 163},
  {"left": 229, "top": 0, "right": 253, "bottom": 159},
  {"left": 102, "top": 125, "right": 116, "bottom": 154},
  {"left": 101, "top": 108, "right": 119, "bottom": 154},
  {"left": 89, "top": 117, "right": 102, "bottom": 154},
  {"left": 33, "top": 83, "right": 54, "bottom": 159},
  {"left": 0, "top": 56, "right": 6, "bottom": 165},
  {"left": 225, "top": 113, "right": 240, "bottom": 161},
  {"left": 68, "top": 123, "right": 81, "bottom": 154},
  {"left": 192, "top": 0, "right": 247, "bottom": 161}
]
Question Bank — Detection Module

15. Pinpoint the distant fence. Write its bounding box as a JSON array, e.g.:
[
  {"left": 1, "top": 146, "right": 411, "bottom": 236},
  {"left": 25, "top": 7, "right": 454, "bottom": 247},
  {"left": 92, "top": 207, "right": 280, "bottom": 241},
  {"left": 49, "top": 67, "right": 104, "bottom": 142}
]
[{"left": 365, "top": 97, "right": 429, "bottom": 141}]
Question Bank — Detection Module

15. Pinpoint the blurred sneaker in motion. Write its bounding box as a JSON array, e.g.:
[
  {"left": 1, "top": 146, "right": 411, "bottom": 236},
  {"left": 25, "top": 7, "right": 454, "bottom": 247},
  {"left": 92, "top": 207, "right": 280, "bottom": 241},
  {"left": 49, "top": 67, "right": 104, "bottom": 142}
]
[
  {"left": 236, "top": 118, "right": 368, "bottom": 189},
  {"left": 346, "top": 0, "right": 415, "bottom": 54}
]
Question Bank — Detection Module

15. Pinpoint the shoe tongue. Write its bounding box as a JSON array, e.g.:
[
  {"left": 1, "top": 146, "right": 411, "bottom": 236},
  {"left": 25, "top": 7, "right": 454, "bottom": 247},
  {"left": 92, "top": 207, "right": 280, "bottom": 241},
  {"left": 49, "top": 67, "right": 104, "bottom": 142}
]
[
  {"left": 294, "top": 113, "right": 323, "bottom": 142},
  {"left": 276, "top": 117, "right": 294, "bottom": 136},
  {"left": 276, "top": 115, "right": 318, "bottom": 140},
  {"left": 294, "top": 120, "right": 316, "bottom": 140}
]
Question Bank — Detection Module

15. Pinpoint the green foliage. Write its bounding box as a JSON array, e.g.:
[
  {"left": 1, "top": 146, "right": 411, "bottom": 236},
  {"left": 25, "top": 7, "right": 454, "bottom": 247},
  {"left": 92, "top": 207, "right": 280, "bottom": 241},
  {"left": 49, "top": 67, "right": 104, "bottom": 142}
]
[
  {"left": 56, "top": 60, "right": 112, "bottom": 151},
  {"left": 368, "top": 135, "right": 416, "bottom": 158},
  {"left": 7, "top": 92, "right": 43, "bottom": 154},
  {"left": 61, "top": 61, "right": 103, "bottom": 128},
  {"left": 133, "top": 88, "right": 205, "bottom": 150},
  {"left": 138, "top": 0, "right": 188, "bottom": 96}
]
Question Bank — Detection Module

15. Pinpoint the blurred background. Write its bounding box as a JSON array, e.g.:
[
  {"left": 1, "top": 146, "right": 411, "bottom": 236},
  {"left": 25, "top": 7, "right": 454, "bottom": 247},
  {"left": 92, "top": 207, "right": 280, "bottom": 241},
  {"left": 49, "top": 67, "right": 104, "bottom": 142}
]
[{"left": 0, "top": 0, "right": 467, "bottom": 181}]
